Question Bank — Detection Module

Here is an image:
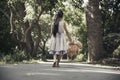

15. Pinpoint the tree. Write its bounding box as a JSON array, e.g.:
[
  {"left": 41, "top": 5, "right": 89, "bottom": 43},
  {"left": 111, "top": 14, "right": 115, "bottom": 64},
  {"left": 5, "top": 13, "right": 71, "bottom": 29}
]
[
  {"left": 85, "top": 0, "right": 104, "bottom": 62},
  {"left": 100, "top": 0, "right": 120, "bottom": 57},
  {"left": 38, "top": 14, "right": 51, "bottom": 60},
  {"left": 0, "top": 0, "right": 15, "bottom": 55},
  {"left": 8, "top": 0, "right": 58, "bottom": 58}
]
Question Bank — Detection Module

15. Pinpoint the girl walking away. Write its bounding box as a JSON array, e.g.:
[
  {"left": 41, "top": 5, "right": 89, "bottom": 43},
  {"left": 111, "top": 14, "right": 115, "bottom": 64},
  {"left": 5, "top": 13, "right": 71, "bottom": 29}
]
[{"left": 49, "top": 10, "right": 72, "bottom": 67}]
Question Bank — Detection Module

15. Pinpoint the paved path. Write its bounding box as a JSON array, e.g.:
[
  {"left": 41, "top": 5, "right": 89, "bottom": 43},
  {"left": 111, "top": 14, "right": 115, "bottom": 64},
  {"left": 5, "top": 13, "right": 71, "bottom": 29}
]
[{"left": 0, "top": 61, "right": 120, "bottom": 80}]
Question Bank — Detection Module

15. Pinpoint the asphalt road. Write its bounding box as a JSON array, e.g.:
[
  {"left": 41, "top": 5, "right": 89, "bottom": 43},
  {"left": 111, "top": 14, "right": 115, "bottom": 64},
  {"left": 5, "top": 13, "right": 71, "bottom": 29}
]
[{"left": 0, "top": 61, "right": 120, "bottom": 80}]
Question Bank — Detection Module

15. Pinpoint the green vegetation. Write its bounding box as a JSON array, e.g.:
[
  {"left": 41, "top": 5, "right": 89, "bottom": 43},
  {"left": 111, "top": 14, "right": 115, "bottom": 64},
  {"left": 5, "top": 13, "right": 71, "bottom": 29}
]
[{"left": 0, "top": 0, "right": 120, "bottom": 66}]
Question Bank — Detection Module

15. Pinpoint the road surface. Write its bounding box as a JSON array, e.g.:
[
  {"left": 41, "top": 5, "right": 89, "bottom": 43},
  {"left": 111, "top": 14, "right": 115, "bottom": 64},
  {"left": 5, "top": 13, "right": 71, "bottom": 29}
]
[{"left": 0, "top": 61, "right": 120, "bottom": 80}]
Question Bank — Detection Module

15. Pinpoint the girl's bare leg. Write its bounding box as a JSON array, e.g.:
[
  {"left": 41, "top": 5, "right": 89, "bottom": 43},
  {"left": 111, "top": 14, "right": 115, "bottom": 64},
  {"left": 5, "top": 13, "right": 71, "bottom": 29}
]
[
  {"left": 52, "top": 54, "right": 57, "bottom": 67},
  {"left": 52, "top": 53, "right": 63, "bottom": 67},
  {"left": 56, "top": 55, "right": 62, "bottom": 67}
]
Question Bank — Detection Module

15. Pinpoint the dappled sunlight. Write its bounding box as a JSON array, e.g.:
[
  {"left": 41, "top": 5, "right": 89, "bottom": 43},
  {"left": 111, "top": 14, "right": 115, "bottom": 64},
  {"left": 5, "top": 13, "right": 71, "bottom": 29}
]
[
  {"left": 0, "top": 64, "right": 18, "bottom": 68},
  {"left": 44, "top": 68, "right": 81, "bottom": 72},
  {"left": 80, "top": 69, "right": 120, "bottom": 74},
  {"left": 26, "top": 72, "right": 61, "bottom": 76},
  {"left": 43, "top": 67, "right": 120, "bottom": 75}
]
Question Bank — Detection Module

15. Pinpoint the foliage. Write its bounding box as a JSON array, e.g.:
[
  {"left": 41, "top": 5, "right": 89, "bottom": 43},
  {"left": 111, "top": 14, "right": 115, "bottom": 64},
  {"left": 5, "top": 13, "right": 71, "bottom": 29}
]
[
  {"left": 71, "top": 0, "right": 84, "bottom": 10},
  {"left": 1, "top": 49, "right": 27, "bottom": 63},
  {"left": 113, "top": 45, "right": 120, "bottom": 58},
  {"left": 38, "top": 14, "right": 51, "bottom": 60},
  {"left": 11, "top": 49, "right": 28, "bottom": 62},
  {"left": 6, "top": 0, "right": 59, "bottom": 58},
  {"left": 2, "top": 0, "right": 120, "bottom": 63},
  {"left": 76, "top": 23, "right": 87, "bottom": 54},
  {"left": 104, "top": 33, "right": 120, "bottom": 57},
  {"left": 101, "top": 0, "right": 120, "bottom": 57},
  {"left": 0, "top": 0, "right": 16, "bottom": 54},
  {"left": 74, "top": 53, "right": 86, "bottom": 61},
  {"left": 53, "top": 0, "right": 84, "bottom": 26},
  {"left": 101, "top": 0, "right": 120, "bottom": 34}
]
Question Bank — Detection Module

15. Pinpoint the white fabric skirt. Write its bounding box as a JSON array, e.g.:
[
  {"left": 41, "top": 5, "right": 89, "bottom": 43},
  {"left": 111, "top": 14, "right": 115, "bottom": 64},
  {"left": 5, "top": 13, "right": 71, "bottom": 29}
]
[{"left": 49, "top": 33, "right": 67, "bottom": 55}]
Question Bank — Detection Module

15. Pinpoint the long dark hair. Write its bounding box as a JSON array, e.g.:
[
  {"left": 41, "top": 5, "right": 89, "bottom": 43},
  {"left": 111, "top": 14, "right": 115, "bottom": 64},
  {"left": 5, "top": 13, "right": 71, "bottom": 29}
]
[{"left": 52, "top": 10, "right": 63, "bottom": 37}]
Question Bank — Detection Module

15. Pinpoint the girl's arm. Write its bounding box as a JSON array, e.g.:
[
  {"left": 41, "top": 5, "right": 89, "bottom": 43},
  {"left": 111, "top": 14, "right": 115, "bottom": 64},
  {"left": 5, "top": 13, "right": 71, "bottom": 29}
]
[{"left": 64, "top": 23, "right": 72, "bottom": 42}]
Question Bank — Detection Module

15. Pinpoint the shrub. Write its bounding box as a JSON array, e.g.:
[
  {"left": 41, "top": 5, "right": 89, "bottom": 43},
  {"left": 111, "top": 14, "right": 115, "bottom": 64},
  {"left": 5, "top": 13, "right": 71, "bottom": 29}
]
[
  {"left": 74, "top": 54, "right": 86, "bottom": 62},
  {"left": 0, "top": 49, "right": 28, "bottom": 63},
  {"left": 113, "top": 45, "right": 120, "bottom": 58}
]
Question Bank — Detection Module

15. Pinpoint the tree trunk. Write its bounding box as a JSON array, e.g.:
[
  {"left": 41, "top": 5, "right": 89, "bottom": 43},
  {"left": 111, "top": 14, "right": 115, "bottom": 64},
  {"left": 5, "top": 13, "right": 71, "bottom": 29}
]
[
  {"left": 32, "top": 23, "right": 41, "bottom": 57},
  {"left": 24, "top": 22, "right": 34, "bottom": 57},
  {"left": 85, "top": 0, "right": 104, "bottom": 62},
  {"left": 32, "top": 11, "right": 43, "bottom": 56}
]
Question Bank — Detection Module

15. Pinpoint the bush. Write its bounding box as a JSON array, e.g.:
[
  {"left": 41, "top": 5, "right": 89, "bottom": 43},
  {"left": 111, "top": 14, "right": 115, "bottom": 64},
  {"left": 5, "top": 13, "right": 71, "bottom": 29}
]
[
  {"left": 3, "top": 55, "right": 12, "bottom": 63},
  {"left": 113, "top": 45, "right": 120, "bottom": 58},
  {"left": 104, "top": 33, "right": 120, "bottom": 57},
  {"left": 74, "top": 54, "right": 86, "bottom": 62},
  {"left": 12, "top": 50, "right": 27, "bottom": 62},
  {"left": 0, "top": 49, "right": 28, "bottom": 63}
]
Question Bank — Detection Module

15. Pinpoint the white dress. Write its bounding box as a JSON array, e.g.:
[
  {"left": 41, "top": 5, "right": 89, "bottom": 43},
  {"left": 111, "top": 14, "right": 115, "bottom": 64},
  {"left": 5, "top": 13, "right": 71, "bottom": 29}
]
[{"left": 49, "top": 21, "right": 67, "bottom": 55}]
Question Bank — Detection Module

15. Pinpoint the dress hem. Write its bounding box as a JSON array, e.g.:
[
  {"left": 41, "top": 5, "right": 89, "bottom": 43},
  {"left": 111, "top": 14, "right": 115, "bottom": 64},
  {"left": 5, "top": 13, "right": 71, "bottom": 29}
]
[{"left": 49, "top": 50, "right": 67, "bottom": 55}]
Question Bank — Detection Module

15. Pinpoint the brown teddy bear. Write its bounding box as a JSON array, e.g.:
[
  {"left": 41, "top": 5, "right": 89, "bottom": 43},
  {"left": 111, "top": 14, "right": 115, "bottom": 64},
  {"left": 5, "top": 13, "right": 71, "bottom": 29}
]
[{"left": 67, "top": 40, "right": 82, "bottom": 60}]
